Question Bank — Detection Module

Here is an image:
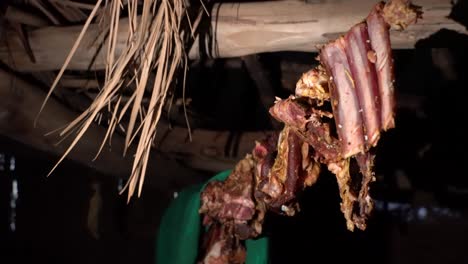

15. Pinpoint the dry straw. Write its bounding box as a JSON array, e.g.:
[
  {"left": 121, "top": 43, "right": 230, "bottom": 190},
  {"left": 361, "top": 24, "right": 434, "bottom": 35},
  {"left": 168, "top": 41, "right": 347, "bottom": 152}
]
[{"left": 35, "top": 0, "right": 206, "bottom": 201}]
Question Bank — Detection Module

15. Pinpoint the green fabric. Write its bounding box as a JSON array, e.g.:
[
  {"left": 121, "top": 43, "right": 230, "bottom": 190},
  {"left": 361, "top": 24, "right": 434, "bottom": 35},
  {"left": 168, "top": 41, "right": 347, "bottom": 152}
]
[{"left": 156, "top": 170, "right": 269, "bottom": 264}]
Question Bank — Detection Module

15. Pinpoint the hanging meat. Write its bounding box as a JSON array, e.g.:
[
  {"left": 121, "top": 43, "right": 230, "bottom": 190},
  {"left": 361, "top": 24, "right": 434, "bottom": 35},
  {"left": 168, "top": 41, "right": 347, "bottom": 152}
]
[
  {"left": 199, "top": 155, "right": 266, "bottom": 240},
  {"left": 199, "top": 0, "right": 421, "bottom": 263}
]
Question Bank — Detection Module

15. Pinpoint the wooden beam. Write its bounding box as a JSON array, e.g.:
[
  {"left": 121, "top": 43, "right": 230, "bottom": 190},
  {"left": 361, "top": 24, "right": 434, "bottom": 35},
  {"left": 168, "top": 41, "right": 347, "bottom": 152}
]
[
  {"left": 154, "top": 124, "right": 276, "bottom": 172},
  {"left": 1, "top": 0, "right": 465, "bottom": 71},
  {"left": 0, "top": 69, "right": 124, "bottom": 177},
  {"left": 0, "top": 68, "right": 205, "bottom": 191},
  {"left": 190, "top": 0, "right": 466, "bottom": 58},
  {"left": 59, "top": 76, "right": 100, "bottom": 89},
  {"left": 4, "top": 6, "right": 50, "bottom": 27}
]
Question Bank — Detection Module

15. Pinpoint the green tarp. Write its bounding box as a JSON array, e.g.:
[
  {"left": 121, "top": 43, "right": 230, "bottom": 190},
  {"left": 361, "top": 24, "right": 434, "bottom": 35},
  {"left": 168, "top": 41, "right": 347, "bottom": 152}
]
[{"left": 156, "top": 170, "right": 269, "bottom": 264}]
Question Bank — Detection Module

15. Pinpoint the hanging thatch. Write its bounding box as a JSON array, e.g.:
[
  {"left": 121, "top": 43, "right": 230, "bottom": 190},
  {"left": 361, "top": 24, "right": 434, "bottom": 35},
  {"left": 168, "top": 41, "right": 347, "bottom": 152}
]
[{"left": 35, "top": 0, "right": 207, "bottom": 201}]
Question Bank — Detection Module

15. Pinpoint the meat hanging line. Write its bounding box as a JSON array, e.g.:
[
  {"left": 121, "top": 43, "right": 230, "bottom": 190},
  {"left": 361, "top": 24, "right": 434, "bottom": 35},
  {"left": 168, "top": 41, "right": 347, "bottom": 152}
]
[{"left": 198, "top": 1, "right": 422, "bottom": 263}]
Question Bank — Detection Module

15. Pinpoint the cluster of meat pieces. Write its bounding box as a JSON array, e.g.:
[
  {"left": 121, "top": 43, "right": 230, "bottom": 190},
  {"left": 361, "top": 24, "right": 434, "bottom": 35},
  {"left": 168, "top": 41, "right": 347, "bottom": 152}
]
[
  {"left": 198, "top": 1, "right": 421, "bottom": 263},
  {"left": 199, "top": 156, "right": 265, "bottom": 241}
]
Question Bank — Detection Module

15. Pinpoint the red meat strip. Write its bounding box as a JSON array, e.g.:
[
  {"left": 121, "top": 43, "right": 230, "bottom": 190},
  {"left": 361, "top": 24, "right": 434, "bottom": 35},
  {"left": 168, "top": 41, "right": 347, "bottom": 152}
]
[
  {"left": 320, "top": 38, "right": 365, "bottom": 158},
  {"left": 367, "top": 2, "right": 395, "bottom": 131},
  {"left": 345, "top": 22, "right": 381, "bottom": 147}
]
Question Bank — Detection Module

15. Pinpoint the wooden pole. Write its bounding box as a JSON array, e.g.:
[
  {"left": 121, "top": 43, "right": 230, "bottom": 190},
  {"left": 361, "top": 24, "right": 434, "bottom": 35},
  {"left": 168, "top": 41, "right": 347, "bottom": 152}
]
[
  {"left": 0, "top": 69, "right": 127, "bottom": 177},
  {"left": 154, "top": 125, "right": 276, "bottom": 172},
  {"left": 0, "top": 68, "right": 204, "bottom": 190},
  {"left": 4, "top": 6, "right": 50, "bottom": 27},
  {"left": 0, "top": 0, "right": 464, "bottom": 71}
]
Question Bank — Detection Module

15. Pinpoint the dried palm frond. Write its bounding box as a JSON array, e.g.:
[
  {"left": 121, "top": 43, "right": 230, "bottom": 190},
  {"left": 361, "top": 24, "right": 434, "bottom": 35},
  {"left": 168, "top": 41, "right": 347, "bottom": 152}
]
[{"left": 35, "top": 0, "right": 207, "bottom": 201}]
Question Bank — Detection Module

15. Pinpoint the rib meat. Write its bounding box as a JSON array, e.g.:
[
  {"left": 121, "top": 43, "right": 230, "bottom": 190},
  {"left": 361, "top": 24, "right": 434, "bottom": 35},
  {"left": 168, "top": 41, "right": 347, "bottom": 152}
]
[
  {"left": 345, "top": 22, "right": 381, "bottom": 147},
  {"left": 367, "top": 0, "right": 422, "bottom": 130},
  {"left": 367, "top": 2, "right": 395, "bottom": 131},
  {"left": 320, "top": 38, "right": 365, "bottom": 158}
]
